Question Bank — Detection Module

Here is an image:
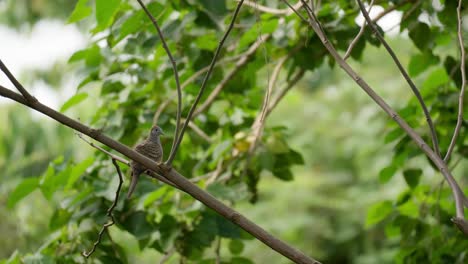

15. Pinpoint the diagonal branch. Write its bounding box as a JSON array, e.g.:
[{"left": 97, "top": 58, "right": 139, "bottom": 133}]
[
  {"left": 82, "top": 159, "right": 123, "bottom": 258},
  {"left": 0, "top": 83, "right": 319, "bottom": 263},
  {"left": 284, "top": 0, "right": 468, "bottom": 235},
  {"left": 165, "top": 0, "right": 245, "bottom": 165},
  {"left": 0, "top": 59, "right": 38, "bottom": 103},
  {"left": 355, "top": 0, "right": 441, "bottom": 157},
  {"left": 444, "top": 0, "right": 466, "bottom": 162},
  {"left": 136, "top": 0, "right": 183, "bottom": 164}
]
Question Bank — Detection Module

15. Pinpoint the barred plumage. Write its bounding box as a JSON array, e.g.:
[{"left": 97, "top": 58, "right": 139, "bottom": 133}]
[{"left": 128, "top": 126, "right": 164, "bottom": 198}]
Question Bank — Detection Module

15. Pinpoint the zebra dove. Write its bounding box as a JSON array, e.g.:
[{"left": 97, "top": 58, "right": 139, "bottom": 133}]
[{"left": 127, "top": 125, "right": 164, "bottom": 198}]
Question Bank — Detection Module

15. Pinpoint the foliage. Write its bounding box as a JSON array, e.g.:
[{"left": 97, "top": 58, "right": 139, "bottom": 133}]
[{"left": 1, "top": 0, "right": 467, "bottom": 263}]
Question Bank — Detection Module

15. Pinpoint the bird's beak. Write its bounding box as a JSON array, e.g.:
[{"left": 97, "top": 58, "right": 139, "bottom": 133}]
[{"left": 160, "top": 129, "right": 165, "bottom": 135}]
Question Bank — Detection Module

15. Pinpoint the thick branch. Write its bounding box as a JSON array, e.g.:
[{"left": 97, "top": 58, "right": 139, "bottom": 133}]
[{"left": 0, "top": 84, "right": 319, "bottom": 263}]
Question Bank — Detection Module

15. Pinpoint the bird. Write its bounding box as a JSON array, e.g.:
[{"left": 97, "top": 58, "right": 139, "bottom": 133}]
[{"left": 127, "top": 125, "right": 164, "bottom": 198}]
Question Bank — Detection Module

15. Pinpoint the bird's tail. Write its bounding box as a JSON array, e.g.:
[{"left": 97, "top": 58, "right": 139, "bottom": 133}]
[{"left": 127, "top": 171, "right": 139, "bottom": 199}]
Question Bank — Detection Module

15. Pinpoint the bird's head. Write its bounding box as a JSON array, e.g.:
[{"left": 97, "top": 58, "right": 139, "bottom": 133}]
[{"left": 150, "top": 125, "right": 164, "bottom": 138}]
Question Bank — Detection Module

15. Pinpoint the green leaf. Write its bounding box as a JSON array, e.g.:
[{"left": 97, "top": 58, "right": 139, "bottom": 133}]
[
  {"left": 379, "top": 165, "right": 397, "bottom": 183},
  {"left": 49, "top": 209, "right": 72, "bottom": 231},
  {"left": 408, "top": 53, "right": 439, "bottom": 77},
  {"left": 408, "top": 23, "right": 433, "bottom": 51},
  {"left": 158, "top": 215, "right": 179, "bottom": 251},
  {"left": 67, "top": 0, "right": 92, "bottom": 24},
  {"left": 195, "top": 32, "right": 219, "bottom": 51},
  {"left": 66, "top": 157, "right": 95, "bottom": 189},
  {"left": 272, "top": 165, "right": 294, "bottom": 181},
  {"left": 118, "top": 12, "right": 145, "bottom": 43},
  {"left": 7, "top": 178, "right": 39, "bottom": 208},
  {"left": 198, "top": 0, "right": 228, "bottom": 16},
  {"left": 60, "top": 93, "right": 88, "bottom": 112},
  {"left": 288, "top": 149, "right": 304, "bottom": 165},
  {"left": 228, "top": 240, "right": 244, "bottom": 255},
  {"left": 238, "top": 19, "right": 278, "bottom": 50},
  {"left": 95, "top": 0, "right": 122, "bottom": 31},
  {"left": 398, "top": 200, "right": 419, "bottom": 218},
  {"left": 422, "top": 68, "right": 449, "bottom": 94},
  {"left": 365, "top": 200, "right": 393, "bottom": 227},
  {"left": 121, "top": 211, "right": 154, "bottom": 240},
  {"left": 384, "top": 128, "right": 404, "bottom": 143},
  {"left": 403, "top": 169, "right": 422, "bottom": 189}
]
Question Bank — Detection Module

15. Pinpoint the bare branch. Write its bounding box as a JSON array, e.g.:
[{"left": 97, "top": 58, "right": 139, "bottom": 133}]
[
  {"left": 0, "top": 84, "right": 319, "bottom": 263},
  {"left": 356, "top": 0, "right": 441, "bottom": 157},
  {"left": 284, "top": 0, "right": 468, "bottom": 235},
  {"left": 166, "top": 0, "right": 245, "bottom": 165},
  {"left": 136, "top": 0, "right": 183, "bottom": 164},
  {"left": 344, "top": 0, "right": 374, "bottom": 60},
  {"left": 444, "top": 0, "right": 466, "bottom": 162},
  {"left": 0, "top": 59, "right": 37, "bottom": 103},
  {"left": 82, "top": 159, "right": 123, "bottom": 258}
]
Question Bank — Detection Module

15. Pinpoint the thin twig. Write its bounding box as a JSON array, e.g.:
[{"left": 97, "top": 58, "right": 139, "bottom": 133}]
[
  {"left": 444, "top": 0, "right": 466, "bottom": 162},
  {"left": 215, "top": 237, "right": 222, "bottom": 264},
  {"left": 356, "top": 0, "right": 441, "bottom": 157},
  {"left": 76, "top": 132, "right": 129, "bottom": 165},
  {"left": 283, "top": 0, "right": 468, "bottom": 235},
  {"left": 76, "top": 132, "right": 179, "bottom": 188},
  {"left": 136, "top": 0, "right": 183, "bottom": 161},
  {"left": 166, "top": 0, "right": 246, "bottom": 165},
  {"left": 344, "top": 0, "right": 374, "bottom": 60},
  {"left": 0, "top": 59, "right": 37, "bottom": 103},
  {"left": 82, "top": 158, "right": 123, "bottom": 258}
]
